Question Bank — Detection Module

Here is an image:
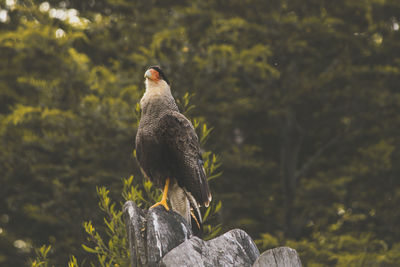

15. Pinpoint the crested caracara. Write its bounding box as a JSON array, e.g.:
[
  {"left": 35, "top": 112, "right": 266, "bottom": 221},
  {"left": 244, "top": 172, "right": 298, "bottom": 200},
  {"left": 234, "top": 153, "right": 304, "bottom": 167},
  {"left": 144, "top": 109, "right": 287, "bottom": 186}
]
[{"left": 135, "top": 66, "right": 212, "bottom": 234}]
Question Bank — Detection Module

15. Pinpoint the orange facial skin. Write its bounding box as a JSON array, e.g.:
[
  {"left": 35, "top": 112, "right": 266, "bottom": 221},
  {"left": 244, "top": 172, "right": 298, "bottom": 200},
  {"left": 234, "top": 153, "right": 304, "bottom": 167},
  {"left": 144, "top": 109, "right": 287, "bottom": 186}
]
[{"left": 146, "top": 68, "right": 160, "bottom": 82}]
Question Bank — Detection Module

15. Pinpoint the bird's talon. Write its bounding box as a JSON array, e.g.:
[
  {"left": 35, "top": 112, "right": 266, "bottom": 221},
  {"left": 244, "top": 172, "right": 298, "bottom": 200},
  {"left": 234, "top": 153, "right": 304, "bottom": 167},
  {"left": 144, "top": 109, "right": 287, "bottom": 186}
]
[{"left": 150, "top": 200, "right": 170, "bottom": 211}]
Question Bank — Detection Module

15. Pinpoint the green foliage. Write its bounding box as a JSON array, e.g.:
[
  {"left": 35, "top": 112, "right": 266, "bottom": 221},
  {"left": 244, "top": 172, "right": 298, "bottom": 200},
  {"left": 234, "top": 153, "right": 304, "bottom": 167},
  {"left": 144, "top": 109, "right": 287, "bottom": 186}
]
[
  {"left": 2, "top": 0, "right": 400, "bottom": 266},
  {"left": 67, "top": 255, "right": 79, "bottom": 267},
  {"left": 30, "top": 245, "right": 52, "bottom": 267},
  {"left": 81, "top": 185, "right": 130, "bottom": 267}
]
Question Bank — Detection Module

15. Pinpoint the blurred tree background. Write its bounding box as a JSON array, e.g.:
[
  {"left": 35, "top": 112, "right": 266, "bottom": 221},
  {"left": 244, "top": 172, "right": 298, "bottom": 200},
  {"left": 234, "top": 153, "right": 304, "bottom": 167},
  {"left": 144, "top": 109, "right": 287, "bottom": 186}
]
[{"left": 1, "top": 0, "right": 400, "bottom": 265}]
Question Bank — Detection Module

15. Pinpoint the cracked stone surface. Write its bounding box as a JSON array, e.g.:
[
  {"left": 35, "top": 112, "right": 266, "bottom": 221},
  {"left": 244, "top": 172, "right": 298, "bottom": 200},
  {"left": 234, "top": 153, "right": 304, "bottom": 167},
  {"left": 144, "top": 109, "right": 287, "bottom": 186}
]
[
  {"left": 124, "top": 201, "right": 147, "bottom": 267},
  {"left": 159, "top": 229, "right": 260, "bottom": 267},
  {"left": 252, "top": 246, "right": 302, "bottom": 267},
  {"left": 146, "top": 205, "right": 192, "bottom": 266}
]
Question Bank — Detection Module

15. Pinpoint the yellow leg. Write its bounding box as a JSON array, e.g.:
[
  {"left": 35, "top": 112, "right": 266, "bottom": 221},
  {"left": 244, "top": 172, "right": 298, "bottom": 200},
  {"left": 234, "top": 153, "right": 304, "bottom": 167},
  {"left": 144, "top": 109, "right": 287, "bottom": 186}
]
[{"left": 150, "top": 178, "right": 170, "bottom": 211}]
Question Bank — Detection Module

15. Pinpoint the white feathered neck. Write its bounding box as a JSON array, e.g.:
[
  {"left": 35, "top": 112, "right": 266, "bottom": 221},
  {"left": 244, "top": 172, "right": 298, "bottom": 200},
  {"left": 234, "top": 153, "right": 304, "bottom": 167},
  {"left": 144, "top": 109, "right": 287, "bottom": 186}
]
[{"left": 140, "top": 79, "right": 172, "bottom": 108}]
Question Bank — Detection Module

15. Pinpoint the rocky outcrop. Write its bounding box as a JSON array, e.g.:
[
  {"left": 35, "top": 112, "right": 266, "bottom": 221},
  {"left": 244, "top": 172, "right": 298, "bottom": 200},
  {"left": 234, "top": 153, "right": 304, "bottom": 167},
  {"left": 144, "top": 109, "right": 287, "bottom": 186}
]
[
  {"left": 159, "top": 229, "right": 259, "bottom": 267},
  {"left": 252, "top": 247, "right": 302, "bottom": 267},
  {"left": 123, "top": 201, "right": 302, "bottom": 267}
]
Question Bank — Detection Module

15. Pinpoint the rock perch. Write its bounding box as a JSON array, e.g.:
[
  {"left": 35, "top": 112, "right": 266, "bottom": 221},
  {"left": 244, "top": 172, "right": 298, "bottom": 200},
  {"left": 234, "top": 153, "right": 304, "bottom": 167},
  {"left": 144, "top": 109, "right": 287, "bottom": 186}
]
[{"left": 123, "top": 201, "right": 302, "bottom": 267}]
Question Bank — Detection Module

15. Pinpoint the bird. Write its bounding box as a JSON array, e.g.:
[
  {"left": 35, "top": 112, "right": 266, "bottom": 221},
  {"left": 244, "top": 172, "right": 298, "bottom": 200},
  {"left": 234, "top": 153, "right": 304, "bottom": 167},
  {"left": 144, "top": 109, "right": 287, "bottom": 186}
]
[{"left": 135, "top": 66, "right": 212, "bottom": 233}]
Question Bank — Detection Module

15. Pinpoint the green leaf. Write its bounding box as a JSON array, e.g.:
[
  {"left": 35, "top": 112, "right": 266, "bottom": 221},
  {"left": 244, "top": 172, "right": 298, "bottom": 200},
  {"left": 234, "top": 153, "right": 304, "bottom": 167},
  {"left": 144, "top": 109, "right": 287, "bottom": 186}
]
[{"left": 82, "top": 244, "right": 99, "bottom": 254}]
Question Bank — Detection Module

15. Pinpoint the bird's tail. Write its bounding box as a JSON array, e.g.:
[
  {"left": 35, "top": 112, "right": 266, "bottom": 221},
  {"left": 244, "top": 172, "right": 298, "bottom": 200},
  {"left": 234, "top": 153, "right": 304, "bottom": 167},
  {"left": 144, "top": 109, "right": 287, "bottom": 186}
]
[
  {"left": 169, "top": 182, "right": 203, "bottom": 236},
  {"left": 183, "top": 188, "right": 203, "bottom": 237}
]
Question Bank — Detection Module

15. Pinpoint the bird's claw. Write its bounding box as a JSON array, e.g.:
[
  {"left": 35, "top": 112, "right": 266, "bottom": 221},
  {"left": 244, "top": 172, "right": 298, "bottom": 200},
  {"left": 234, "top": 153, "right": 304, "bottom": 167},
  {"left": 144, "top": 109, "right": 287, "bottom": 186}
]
[{"left": 150, "top": 200, "right": 170, "bottom": 211}]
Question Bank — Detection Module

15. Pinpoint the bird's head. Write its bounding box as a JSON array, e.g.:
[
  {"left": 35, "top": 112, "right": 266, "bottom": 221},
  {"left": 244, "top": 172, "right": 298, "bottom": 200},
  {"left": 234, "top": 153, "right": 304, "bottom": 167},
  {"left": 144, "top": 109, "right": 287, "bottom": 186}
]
[{"left": 144, "top": 66, "right": 170, "bottom": 85}]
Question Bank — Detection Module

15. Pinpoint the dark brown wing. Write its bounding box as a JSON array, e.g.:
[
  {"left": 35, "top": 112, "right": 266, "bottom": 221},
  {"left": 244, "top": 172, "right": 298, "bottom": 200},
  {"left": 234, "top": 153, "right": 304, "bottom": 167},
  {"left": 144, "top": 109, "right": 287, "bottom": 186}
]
[
  {"left": 156, "top": 111, "right": 211, "bottom": 207},
  {"left": 135, "top": 125, "right": 163, "bottom": 183}
]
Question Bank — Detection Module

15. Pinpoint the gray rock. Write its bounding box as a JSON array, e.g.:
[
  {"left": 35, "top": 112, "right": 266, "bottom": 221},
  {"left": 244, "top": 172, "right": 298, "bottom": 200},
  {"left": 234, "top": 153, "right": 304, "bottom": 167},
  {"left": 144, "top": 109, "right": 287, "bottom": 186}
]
[
  {"left": 123, "top": 201, "right": 147, "bottom": 267},
  {"left": 146, "top": 206, "right": 192, "bottom": 266},
  {"left": 252, "top": 247, "right": 302, "bottom": 267},
  {"left": 160, "top": 229, "right": 260, "bottom": 267},
  {"left": 124, "top": 201, "right": 301, "bottom": 267},
  {"left": 124, "top": 201, "right": 193, "bottom": 267}
]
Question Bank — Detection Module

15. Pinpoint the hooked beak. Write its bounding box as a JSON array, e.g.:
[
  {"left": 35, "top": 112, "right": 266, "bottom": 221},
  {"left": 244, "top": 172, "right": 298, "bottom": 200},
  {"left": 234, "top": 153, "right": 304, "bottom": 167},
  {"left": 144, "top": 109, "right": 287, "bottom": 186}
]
[{"left": 144, "top": 69, "right": 152, "bottom": 79}]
